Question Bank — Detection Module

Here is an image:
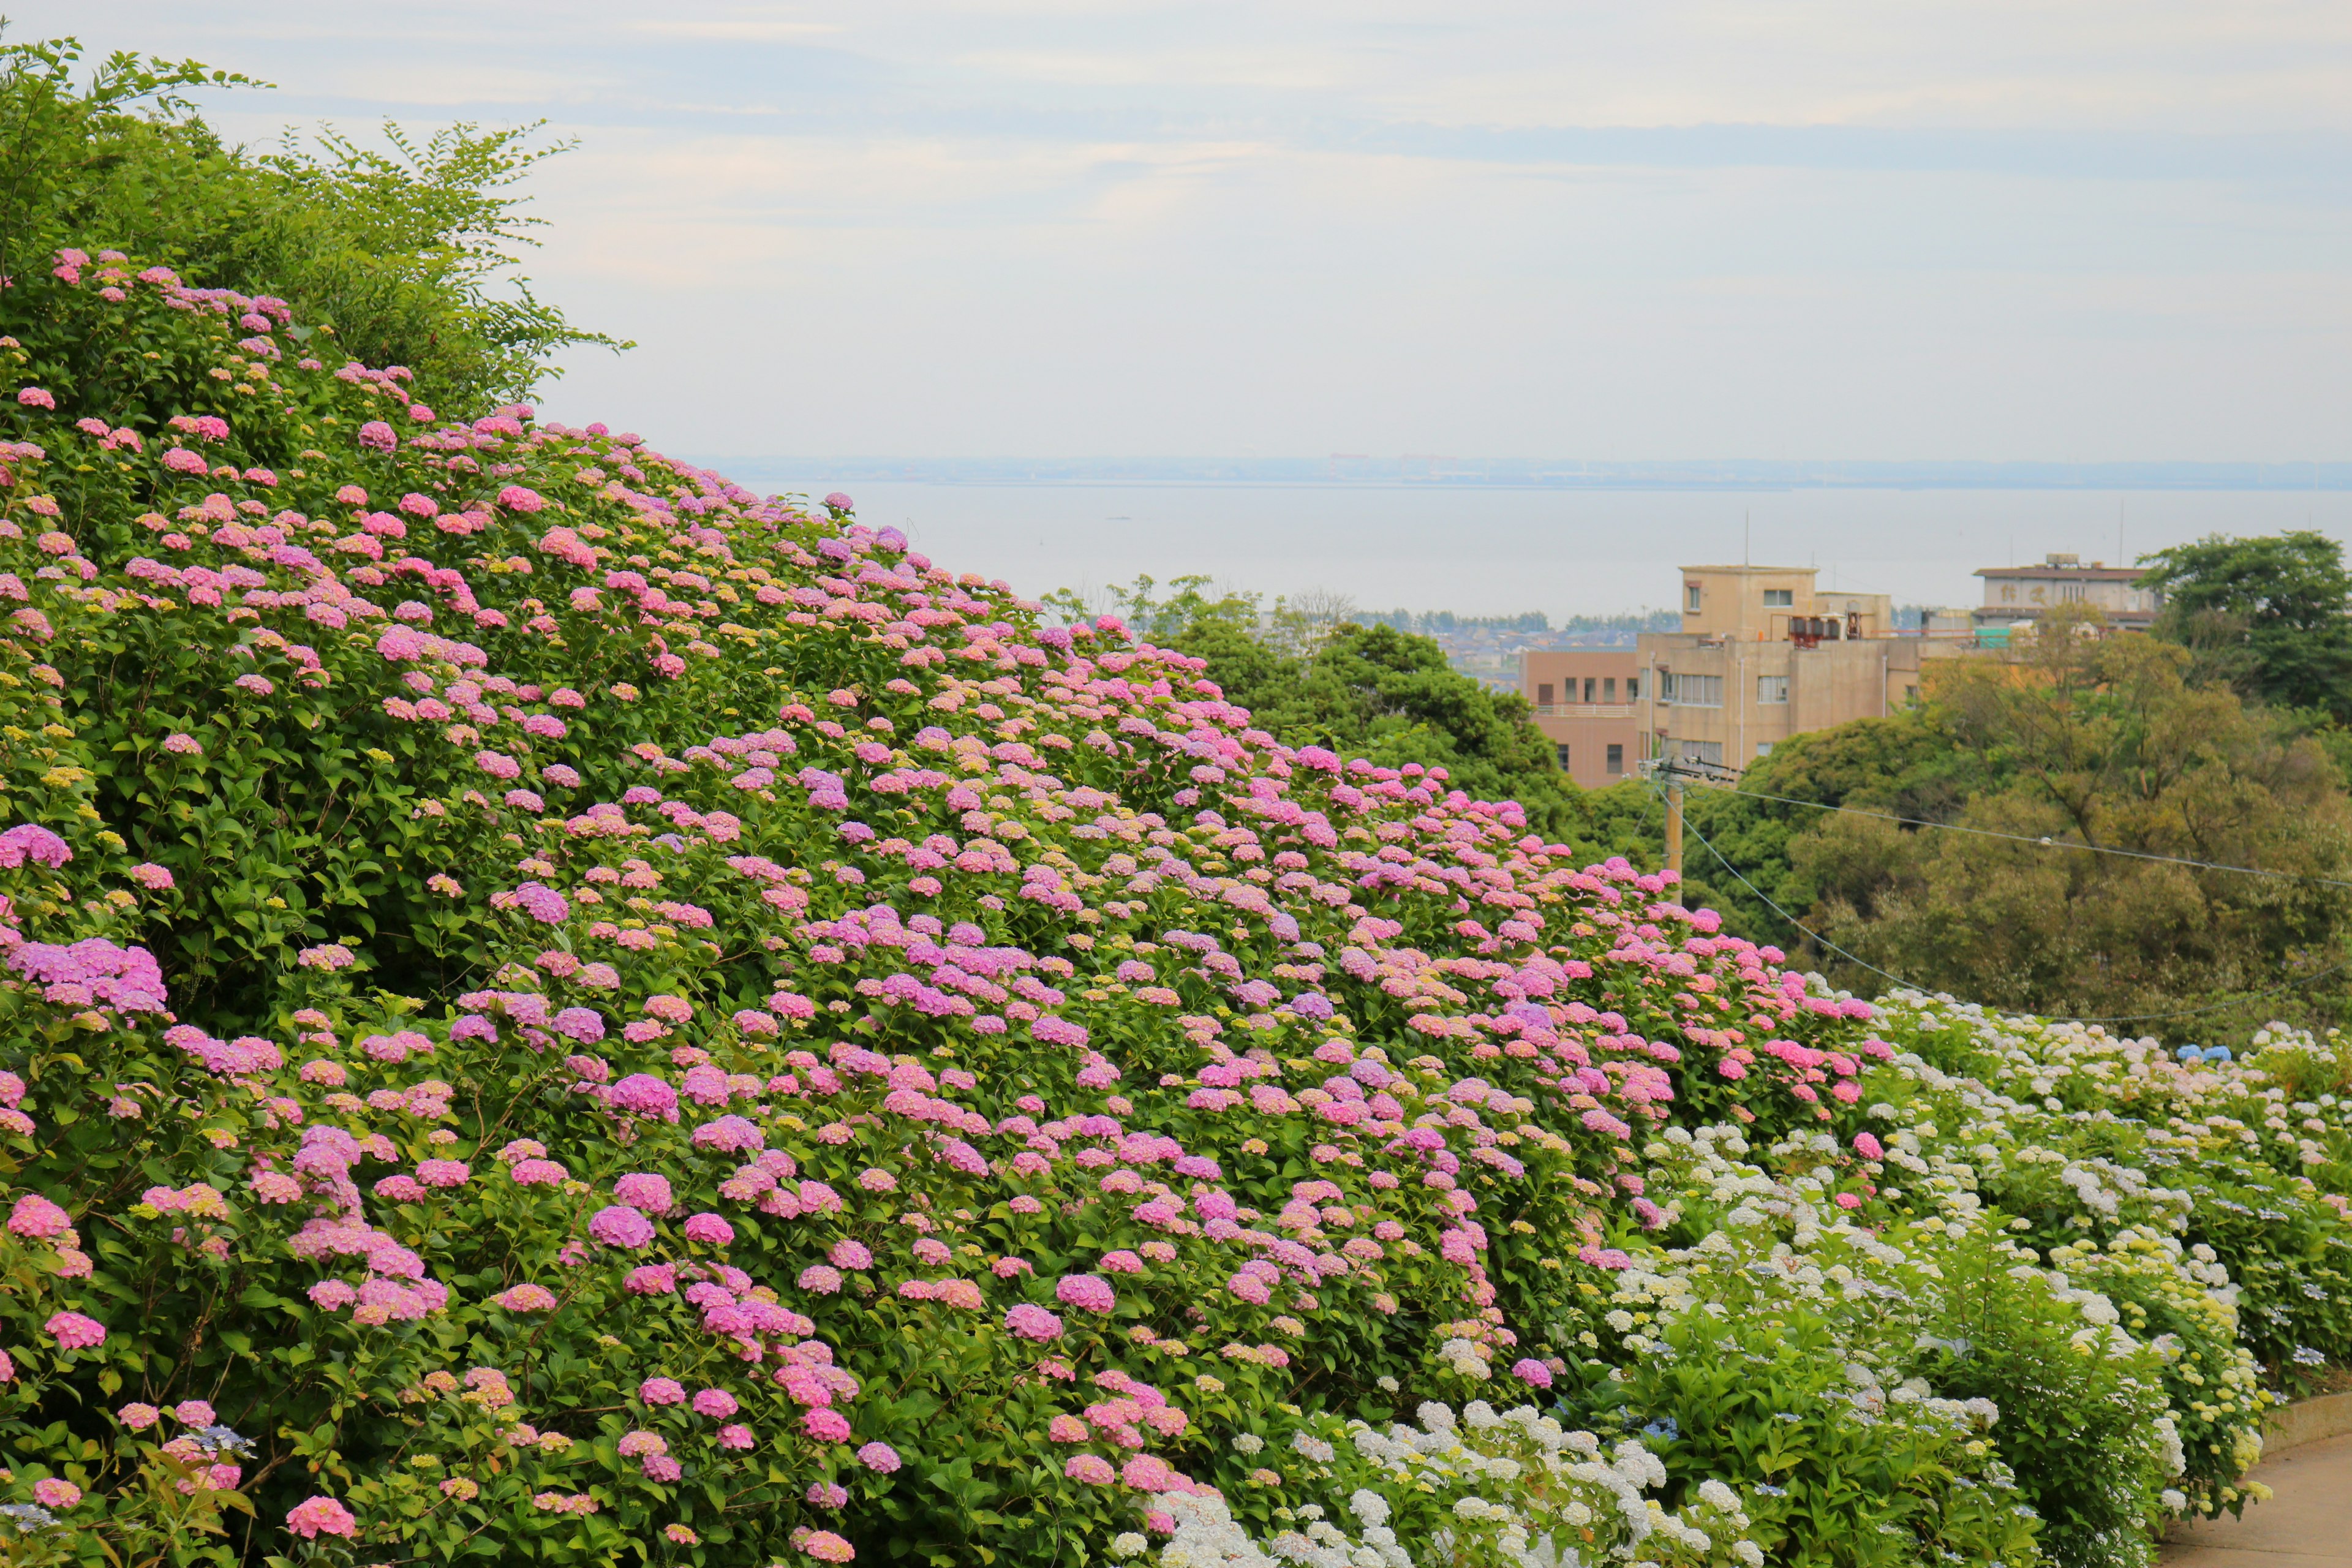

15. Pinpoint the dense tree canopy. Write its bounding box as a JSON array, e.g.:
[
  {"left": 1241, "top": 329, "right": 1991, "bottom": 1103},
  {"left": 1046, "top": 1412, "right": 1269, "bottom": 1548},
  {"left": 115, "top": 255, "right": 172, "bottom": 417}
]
[
  {"left": 2139, "top": 530, "right": 2352, "bottom": 718},
  {"left": 1569, "top": 615, "right": 2352, "bottom": 1040}
]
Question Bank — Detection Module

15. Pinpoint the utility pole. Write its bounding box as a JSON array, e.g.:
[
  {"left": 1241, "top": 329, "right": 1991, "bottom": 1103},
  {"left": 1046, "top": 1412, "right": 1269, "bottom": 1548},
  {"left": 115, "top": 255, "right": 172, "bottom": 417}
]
[{"left": 1664, "top": 770, "right": 1684, "bottom": 880}]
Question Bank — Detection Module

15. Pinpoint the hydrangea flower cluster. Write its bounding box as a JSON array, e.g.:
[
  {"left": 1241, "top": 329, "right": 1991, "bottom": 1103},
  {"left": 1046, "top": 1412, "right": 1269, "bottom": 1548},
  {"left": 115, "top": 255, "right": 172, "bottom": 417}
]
[{"left": 0, "top": 249, "right": 2342, "bottom": 1568}]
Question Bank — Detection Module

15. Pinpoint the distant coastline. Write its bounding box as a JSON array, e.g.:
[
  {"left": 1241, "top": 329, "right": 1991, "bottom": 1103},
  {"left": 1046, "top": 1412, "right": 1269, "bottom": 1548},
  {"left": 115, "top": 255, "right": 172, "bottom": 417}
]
[{"left": 685, "top": 456, "right": 2351, "bottom": 492}]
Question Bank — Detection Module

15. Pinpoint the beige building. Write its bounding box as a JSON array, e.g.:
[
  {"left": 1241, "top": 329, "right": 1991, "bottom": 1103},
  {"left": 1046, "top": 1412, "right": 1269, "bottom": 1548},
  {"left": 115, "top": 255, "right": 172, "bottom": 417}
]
[
  {"left": 1974, "top": 554, "right": 2161, "bottom": 631},
  {"left": 1632, "top": 565, "right": 1972, "bottom": 773},
  {"left": 1521, "top": 650, "right": 1642, "bottom": 788}
]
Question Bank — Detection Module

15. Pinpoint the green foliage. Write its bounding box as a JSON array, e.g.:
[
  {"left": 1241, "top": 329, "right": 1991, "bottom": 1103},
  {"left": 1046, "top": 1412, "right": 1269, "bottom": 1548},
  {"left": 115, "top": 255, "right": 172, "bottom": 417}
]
[
  {"left": 2139, "top": 531, "right": 2352, "bottom": 718},
  {"left": 3, "top": 247, "right": 2350, "bottom": 1568},
  {"left": 1580, "top": 622, "right": 2352, "bottom": 1042},
  {"left": 1917, "top": 1234, "right": 2169, "bottom": 1568},
  {"left": 1798, "top": 625, "right": 2352, "bottom": 1034},
  {"left": 1057, "top": 575, "right": 1587, "bottom": 842},
  {"left": 0, "top": 31, "right": 625, "bottom": 418}
]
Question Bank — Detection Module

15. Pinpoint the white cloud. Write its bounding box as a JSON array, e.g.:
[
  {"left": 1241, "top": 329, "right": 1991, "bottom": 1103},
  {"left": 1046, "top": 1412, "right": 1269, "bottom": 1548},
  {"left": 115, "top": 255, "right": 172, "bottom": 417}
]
[{"left": 6, "top": 0, "right": 2346, "bottom": 461}]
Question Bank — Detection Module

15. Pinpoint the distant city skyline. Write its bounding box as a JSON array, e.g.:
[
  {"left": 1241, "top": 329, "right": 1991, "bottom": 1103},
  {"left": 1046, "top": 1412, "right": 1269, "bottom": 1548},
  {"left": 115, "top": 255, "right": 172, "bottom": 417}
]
[
  {"left": 700, "top": 477, "right": 2352, "bottom": 621},
  {"left": 14, "top": 1, "right": 2348, "bottom": 465}
]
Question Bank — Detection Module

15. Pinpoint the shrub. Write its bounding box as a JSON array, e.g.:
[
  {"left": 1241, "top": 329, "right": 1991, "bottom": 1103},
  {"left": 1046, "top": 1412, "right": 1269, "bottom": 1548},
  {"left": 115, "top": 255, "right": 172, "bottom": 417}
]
[
  {"left": 0, "top": 33, "right": 622, "bottom": 420},
  {"left": 0, "top": 250, "right": 2344, "bottom": 1568}
]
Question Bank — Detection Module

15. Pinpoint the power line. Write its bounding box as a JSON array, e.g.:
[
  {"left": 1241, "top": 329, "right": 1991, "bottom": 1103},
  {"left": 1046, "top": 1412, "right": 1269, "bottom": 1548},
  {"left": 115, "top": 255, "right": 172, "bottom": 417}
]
[
  {"left": 1705, "top": 780, "right": 2352, "bottom": 893},
  {"left": 1653, "top": 778, "right": 2352, "bottom": 1027}
]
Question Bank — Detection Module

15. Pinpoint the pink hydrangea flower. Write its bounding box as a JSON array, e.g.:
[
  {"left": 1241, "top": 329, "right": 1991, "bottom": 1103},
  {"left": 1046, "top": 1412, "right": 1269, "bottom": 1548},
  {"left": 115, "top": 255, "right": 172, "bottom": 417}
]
[
  {"left": 803, "top": 1407, "right": 852, "bottom": 1442},
  {"left": 612, "top": 1172, "right": 674, "bottom": 1215},
  {"left": 625, "top": 1264, "right": 678, "bottom": 1295},
  {"left": 1004, "top": 1303, "right": 1064, "bottom": 1341},
  {"left": 692, "top": 1388, "right": 739, "bottom": 1419},
  {"left": 8, "top": 1193, "right": 72, "bottom": 1238},
  {"left": 1054, "top": 1275, "right": 1116, "bottom": 1314},
  {"left": 285, "top": 1495, "right": 358, "bottom": 1539},
  {"left": 639, "top": 1378, "right": 687, "bottom": 1406},
  {"left": 717, "top": 1422, "right": 755, "bottom": 1450},
  {"left": 44, "top": 1311, "right": 105, "bottom": 1349},
  {"left": 587, "top": 1206, "right": 655, "bottom": 1248},
  {"left": 856, "top": 1441, "right": 902, "bottom": 1472},
  {"left": 682, "top": 1212, "right": 734, "bottom": 1245},
  {"left": 493, "top": 1283, "right": 559, "bottom": 1311},
  {"left": 1063, "top": 1453, "right": 1116, "bottom": 1485}
]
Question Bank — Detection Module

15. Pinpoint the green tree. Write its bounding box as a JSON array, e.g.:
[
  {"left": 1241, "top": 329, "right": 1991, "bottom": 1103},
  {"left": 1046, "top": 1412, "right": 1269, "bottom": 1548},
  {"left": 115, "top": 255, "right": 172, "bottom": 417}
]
[
  {"left": 1796, "top": 620, "right": 2352, "bottom": 1038},
  {"left": 2138, "top": 530, "right": 2352, "bottom": 717},
  {"left": 0, "top": 31, "right": 624, "bottom": 417},
  {"left": 1057, "top": 576, "right": 1587, "bottom": 840}
]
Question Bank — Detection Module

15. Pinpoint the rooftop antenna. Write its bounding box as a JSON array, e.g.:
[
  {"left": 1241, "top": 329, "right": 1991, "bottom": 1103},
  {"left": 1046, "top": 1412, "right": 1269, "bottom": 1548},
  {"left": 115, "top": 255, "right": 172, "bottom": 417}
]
[{"left": 1744, "top": 510, "right": 1751, "bottom": 568}]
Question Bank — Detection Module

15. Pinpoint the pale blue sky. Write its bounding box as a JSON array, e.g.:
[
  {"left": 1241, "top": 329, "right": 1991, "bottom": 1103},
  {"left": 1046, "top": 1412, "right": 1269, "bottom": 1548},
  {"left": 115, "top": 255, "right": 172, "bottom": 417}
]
[{"left": 23, "top": 2, "right": 2352, "bottom": 461}]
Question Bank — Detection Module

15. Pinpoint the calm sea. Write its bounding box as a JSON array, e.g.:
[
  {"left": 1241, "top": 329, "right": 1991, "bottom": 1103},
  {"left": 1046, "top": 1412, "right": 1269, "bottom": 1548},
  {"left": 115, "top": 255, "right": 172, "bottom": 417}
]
[{"left": 685, "top": 475, "right": 2351, "bottom": 619}]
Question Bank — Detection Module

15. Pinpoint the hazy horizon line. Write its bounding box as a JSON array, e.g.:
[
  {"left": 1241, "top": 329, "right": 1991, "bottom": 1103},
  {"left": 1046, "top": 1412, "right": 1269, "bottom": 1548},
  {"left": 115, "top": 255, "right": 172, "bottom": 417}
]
[{"left": 679, "top": 456, "right": 2352, "bottom": 493}]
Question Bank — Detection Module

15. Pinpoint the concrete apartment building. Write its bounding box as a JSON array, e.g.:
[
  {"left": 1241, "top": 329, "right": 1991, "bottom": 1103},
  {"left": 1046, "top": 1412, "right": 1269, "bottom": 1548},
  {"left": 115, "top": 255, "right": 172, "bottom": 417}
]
[
  {"left": 1522, "top": 564, "right": 1975, "bottom": 782},
  {"left": 1634, "top": 565, "right": 1965, "bottom": 773},
  {"left": 1973, "top": 553, "right": 2162, "bottom": 632},
  {"left": 1522, "top": 650, "right": 1642, "bottom": 787}
]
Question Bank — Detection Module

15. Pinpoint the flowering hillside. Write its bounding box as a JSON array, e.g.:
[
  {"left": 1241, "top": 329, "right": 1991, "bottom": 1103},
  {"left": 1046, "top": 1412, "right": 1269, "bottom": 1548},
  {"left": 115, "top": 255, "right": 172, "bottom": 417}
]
[{"left": 0, "top": 249, "right": 2348, "bottom": 1568}]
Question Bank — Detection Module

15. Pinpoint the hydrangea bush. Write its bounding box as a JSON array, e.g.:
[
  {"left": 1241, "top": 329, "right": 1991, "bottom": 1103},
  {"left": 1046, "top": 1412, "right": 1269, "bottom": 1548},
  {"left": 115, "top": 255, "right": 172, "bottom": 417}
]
[{"left": 0, "top": 249, "right": 2346, "bottom": 1567}]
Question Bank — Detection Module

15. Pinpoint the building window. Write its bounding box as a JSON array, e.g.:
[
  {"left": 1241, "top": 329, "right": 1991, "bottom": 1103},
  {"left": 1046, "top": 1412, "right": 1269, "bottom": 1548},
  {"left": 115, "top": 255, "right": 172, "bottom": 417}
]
[
  {"left": 1626, "top": 676, "right": 1639, "bottom": 701},
  {"left": 1755, "top": 742, "right": 1773, "bottom": 757},
  {"left": 1686, "top": 584, "right": 1702, "bottom": 612},
  {"left": 1678, "top": 739, "right": 1724, "bottom": 766},
  {"left": 1602, "top": 676, "right": 1616, "bottom": 701},
  {"left": 2001, "top": 584, "right": 2015, "bottom": 603},
  {"left": 2060, "top": 581, "right": 2084, "bottom": 602},
  {"left": 1661, "top": 673, "right": 1722, "bottom": 707},
  {"left": 1555, "top": 743, "right": 1570, "bottom": 771},
  {"left": 1757, "top": 674, "right": 1789, "bottom": 704},
  {"left": 1762, "top": 589, "right": 1793, "bottom": 608},
  {"left": 1605, "top": 743, "right": 1624, "bottom": 774},
  {"left": 1537, "top": 682, "right": 1553, "bottom": 706},
  {"left": 1582, "top": 677, "right": 1596, "bottom": 703}
]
